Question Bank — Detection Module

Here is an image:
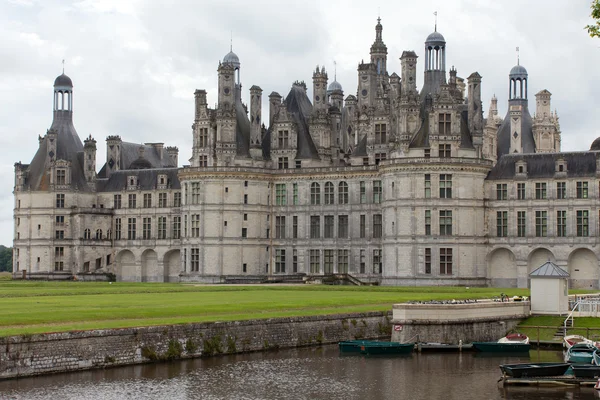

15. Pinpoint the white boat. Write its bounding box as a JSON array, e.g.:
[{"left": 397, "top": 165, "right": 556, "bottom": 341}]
[
  {"left": 498, "top": 333, "right": 530, "bottom": 344},
  {"left": 563, "top": 334, "right": 599, "bottom": 349}
]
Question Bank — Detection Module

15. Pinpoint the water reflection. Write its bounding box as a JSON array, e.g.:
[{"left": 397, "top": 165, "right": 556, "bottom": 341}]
[{"left": 0, "top": 347, "right": 598, "bottom": 400}]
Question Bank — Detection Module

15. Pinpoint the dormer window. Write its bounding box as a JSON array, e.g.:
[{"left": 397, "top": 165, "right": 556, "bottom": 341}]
[
  {"left": 127, "top": 175, "right": 138, "bottom": 190},
  {"left": 157, "top": 174, "right": 168, "bottom": 189},
  {"left": 56, "top": 169, "right": 66, "bottom": 185},
  {"left": 515, "top": 160, "right": 528, "bottom": 178},
  {"left": 555, "top": 159, "right": 567, "bottom": 174}
]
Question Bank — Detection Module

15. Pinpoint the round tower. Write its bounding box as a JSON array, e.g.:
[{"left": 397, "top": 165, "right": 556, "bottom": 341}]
[
  {"left": 53, "top": 73, "right": 73, "bottom": 112},
  {"left": 509, "top": 64, "right": 528, "bottom": 100}
]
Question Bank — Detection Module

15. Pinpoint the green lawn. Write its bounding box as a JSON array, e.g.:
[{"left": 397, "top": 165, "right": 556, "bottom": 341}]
[
  {"left": 518, "top": 315, "right": 600, "bottom": 342},
  {"left": 0, "top": 282, "right": 530, "bottom": 337}
]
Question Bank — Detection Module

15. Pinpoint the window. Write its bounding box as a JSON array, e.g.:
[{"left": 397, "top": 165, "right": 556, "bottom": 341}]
[
  {"left": 557, "top": 210, "right": 567, "bottom": 237},
  {"left": 310, "top": 182, "right": 321, "bottom": 205},
  {"left": 56, "top": 193, "right": 65, "bottom": 208},
  {"left": 114, "top": 194, "right": 122, "bottom": 209},
  {"left": 363, "top": 157, "right": 369, "bottom": 166},
  {"left": 360, "top": 215, "right": 366, "bottom": 238},
  {"left": 439, "top": 210, "right": 452, "bottom": 236},
  {"left": 497, "top": 211, "right": 508, "bottom": 237},
  {"left": 338, "top": 250, "right": 349, "bottom": 273},
  {"left": 55, "top": 230, "right": 64, "bottom": 239},
  {"left": 84, "top": 228, "right": 91, "bottom": 240},
  {"left": 296, "top": 160, "right": 302, "bottom": 169},
  {"left": 577, "top": 181, "right": 589, "bottom": 199},
  {"left": 310, "top": 216, "right": 320, "bottom": 239},
  {"left": 423, "top": 210, "right": 432, "bottom": 235},
  {"left": 439, "top": 174, "right": 452, "bottom": 198},
  {"left": 127, "top": 218, "right": 136, "bottom": 240},
  {"left": 191, "top": 248, "right": 200, "bottom": 272},
  {"left": 373, "top": 180, "right": 382, "bottom": 203},
  {"left": 278, "top": 130, "right": 289, "bottom": 148},
  {"left": 338, "top": 215, "right": 348, "bottom": 238},
  {"left": 517, "top": 211, "right": 526, "bottom": 237},
  {"left": 338, "top": 182, "right": 349, "bottom": 204},
  {"left": 244, "top": 194, "right": 248, "bottom": 204},
  {"left": 324, "top": 182, "right": 334, "bottom": 205},
  {"left": 374, "top": 123, "right": 387, "bottom": 144},
  {"left": 173, "top": 192, "right": 181, "bottom": 207},
  {"left": 115, "top": 218, "right": 122, "bottom": 240},
  {"left": 360, "top": 249, "right": 366, "bottom": 274},
  {"left": 438, "top": 113, "right": 451, "bottom": 135},
  {"left": 278, "top": 157, "right": 289, "bottom": 169},
  {"left": 128, "top": 194, "right": 137, "bottom": 208},
  {"left": 141, "top": 217, "right": 151, "bottom": 239},
  {"left": 375, "top": 153, "right": 386, "bottom": 165},
  {"left": 324, "top": 215, "right": 334, "bottom": 238},
  {"left": 275, "top": 249, "right": 286, "bottom": 273},
  {"left": 275, "top": 184, "right": 287, "bottom": 205},
  {"left": 242, "top": 227, "right": 247, "bottom": 238},
  {"left": 293, "top": 183, "right": 299, "bottom": 205},
  {"left": 535, "top": 182, "right": 547, "bottom": 200},
  {"left": 440, "top": 248, "right": 453, "bottom": 275},
  {"left": 323, "top": 249, "right": 334, "bottom": 274},
  {"left": 424, "top": 174, "right": 431, "bottom": 198},
  {"left": 158, "top": 217, "right": 167, "bottom": 239},
  {"left": 424, "top": 149, "right": 431, "bottom": 159},
  {"left": 360, "top": 181, "right": 366, "bottom": 203},
  {"left": 55, "top": 169, "right": 67, "bottom": 185},
  {"left": 496, "top": 184, "right": 507, "bottom": 200},
  {"left": 143, "top": 193, "right": 151, "bottom": 208},
  {"left": 276, "top": 216, "right": 286, "bottom": 239},
  {"left": 373, "top": 214, "right": 382, "bottom": 238},
  {"left": 310, "top": 250, "right": 320, "bottom": 273},
  {"left": 191, "top": 182, "right": 201, "bottom": 204},
  {"left": 373, "top": 249, "right": 382, "bottom": 274},
  {"left": 54, "top": 261, "right": 64, "bottom": 271},
  {"left": 172, "top": 216, "right": 181, "bottom": 239},
  {"left": 293, "top": 249, "right": 298, "bottom": 273},
  {"left": 191, "top": 214, "right": 200, "bottom": 237},
  {"left": 244, "top": 213, "right": 248, "bottom": 221},
  {"left": 438, "top": 144, "right": 451, "bottom": 158},
  {"left": 293, "top": 216, "right": 298, "bottom": 238},
  {"left": 55, "top": 246, "right": 64, "bottom": 257},
  {"left": 425, "top": 248, "right": 431, "bottom": 274},
  {"left": 199, "top": 155, "right": 208, "bottom": 167},
  {"left": 106, "top": 229, "right": 112, "bottom": 240},
  {"left": 95, "top": 229, "right": 103, "bottom": 240},
  {"left": 517, "top": 183, "right": 526, "bottom": 200},
  {"left": 55, "top": 215, "right": 64, "bottom": 226},
  {"left": 158, "top": 193, "right": 167, "bottom": 207},
  {"left": 198, "top": 128, "right": 209, "bottom": 147},
  {"left": 557, "top": 182, "right": 566, "bottom": 199},
  {"left": 577, "top": 210, "right": 589, "bottom": 237},
  {"left": 535, "top": 211, "right": 547, "bottom": 237}
]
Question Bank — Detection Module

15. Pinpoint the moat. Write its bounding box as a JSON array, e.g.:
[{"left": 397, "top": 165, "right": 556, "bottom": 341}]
[{"left": 1, "top": 346, "right": 598, "bottom": 400}]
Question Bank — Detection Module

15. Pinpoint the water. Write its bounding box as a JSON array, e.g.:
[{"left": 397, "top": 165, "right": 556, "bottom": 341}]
[{"left": 0, "top": 346, "right": 598, "bottom": 400}]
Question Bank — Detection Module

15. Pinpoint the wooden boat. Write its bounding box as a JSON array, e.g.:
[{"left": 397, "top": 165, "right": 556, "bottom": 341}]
[
  {"left": 565, "top": 343, "right": 597, "bottom": 364},
  {"left": 564, "top": 334, "right": 600, "bottom": 349},
  {"left": 593, "top": 349, "right": 600, "bottom": 366},
  {"left": 570, "top": 364, "right": 600, "bottom": 378},
  {"left": 472, "top": 341, "right": 530, "bottom": 353},
  {"left": 499, "top": 362, "right": 571, "bottom": 378},
  {"left": 338, "top": 340, "right": 380, "bottom": 353},
  {"left": 498, "top": 333, "right": 529, "bottom": 344},
  {"left": 358, "top": 342, "right": 415, "bottom": 356}
]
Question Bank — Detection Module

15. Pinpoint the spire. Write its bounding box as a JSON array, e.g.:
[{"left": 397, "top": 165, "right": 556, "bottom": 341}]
[
  {"left": 516, "top": 46, "right": 520, "bottom": 65},
  {"left": 62, "top": 59, "right": 65, "bottom": 74},
  {"left": 334, "top": 60, "right": 337, "bottom": 81},
  {"left": 230, "top": 31, "right": 233, "bottom": 52},
  {"left": 434, "top": 11, "right": 438, "bottom": 32}
]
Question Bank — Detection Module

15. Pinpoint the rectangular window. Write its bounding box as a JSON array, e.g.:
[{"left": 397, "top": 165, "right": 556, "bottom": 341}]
[
  {"left": 293, "top": 183, "right": 298, "bottom": 205},
  {"left": 517, "top": 183, "right": 526, "bottom": 200},
  {"left": 128, "top": 194, "right": 137, "bottom": 208},
  {"left": 557, "top": 182, "right": 566, "bottom": 200},
  {"left": 158, "top": 217, "right": 167, "bottom": 239},
  {"left": 56, "top": 193, "right": 65, "bottom": 208},
  {"left": 276, "top": 184, "right": 287, "bottom": 205},
  {"left": 440, "top": 248, "right": 453, "bottom": 275},
  {"left": 127, "top": 217, "right": 136, "bottom": 240},
  {"left": 191, "top": 214, "right": 200, "bottom": 238},
  {"left": 557, "top": 210, "right": 567, "bottom": 237},
  {"left": 360, "top": 249, "right": 366, "bottom": 274},
  {"left": 425, "top": 210, "right": 431, "bottom": 235},
  {"left": 244, "top": 194, "right": 248, "bottom": 204},
  {"left": 278, "top": 130, "right": 289, "bottom": 148},
  {"left": 191, "top": 182, "right": 201, "bottom": 204},
  {"left": 142, "top": 217, "right": 151, "bottom": 239},
  {"left": 577, "top": 210, "right": 589, "bottom": 237},
  {"left": 439, "top": 210, "right": 452, "bottom": 236},
  {"left": 55, "top": 246, "right": 64, "bottom": 257},
  {"left": 373, "top": 249, "right": 382, "bottom": 274},
  {"left": 172, "top": 216, "right": 181, "bottom": 239},
  {"left": 278, "top": 157, "right": 289, "bottom": 169},
  {"left": 438, "top": 113, "right": 451, "bottom": 135},
  {"left": 198, "top": 127, "right": 209, "bottom": 147},
  {"left": 337, "top": 249, "right": 349, "bottom": 273},
  {"left": 242, "top": 227, "right": 247, "bottom": 238},
  {"left": 424, "top": 149, "right": 431, "bottom": 159},
  {"left": 439, "top": 174, "right": 452, "bottom": 198},
  {"left": 115, "top": 218, "right": 122, "bottom": 240},
  {"left": 293, "top": 249, "right": 298, "bottom": 273},
  {"left": 293, "top": 216, "right": 298, "bottom": 239},
  {"left": 360, "top": 181, "right": 366, "bottom": 204},
  {"left": 438, "top": 143, "right": 451, "bottom": 158},
  {"left": 56, "top": 169, "right": 66, "bottom": 185},
  {"left": 158, "top": 193, "right": 167, "bottom": 207},
  {"left": 496, "top": 184, "right": 507, "bottom": 200},
  {"left": 143, "top": 193, "right": 152, "bottom": 208},
  {"left": 373, "top": 180, "right": 382, "bottom": 203},
  {"left": 311, "top": 183, "right": 320, "bottom": 205},
  {"left": 173, "top": 192, "right": 181, "bottom": 207},
  {"left": 517, "top": 211, "right": 526, "bottom": 237},
  {"left": 360, "top": 215, "right": 366, "bottom": 238},
  {"left": 324, "top": 249, "right": 334, "bottom": 274},
  {"left": 54, "top": 261, "right": 64, "bottom": 271},
  {"left": 375, "top": 153, "right": 386, "bottom": 165},
  {"left": 199, "top": 155, "right": 208, "bottom": 167},
  {"left": 373, "top": 214, "right": 382, "bottom": 238},
  {"left": 310, "top": 249, "right": 320, "bottom": 273},
  {"left": 276, "top": 216, "right": 286, "bottom": 239},
  {"left": 324, "top": 215, "right": 334, "bottom": 238},
  {"left": 535, "top": 182, "right": 547, "bottom": 200},
  {"left": 535, "top": 210, "right": 548, "bottom": 237},
  {"left": 424, "top": 174, "right": 431, "bottom": 198},
  {"left": 55, "top": 215, "right": 65, "bottom": 226},
  {"left": 55, "top": 230, "right": 64, "bottom": 239},
  {"left": 496, "top": 211, "right": 508, "bottom": 237},
  {"left": 375, "top": 123, "right": 387, "bottom": 144},
  {"left": 113, "top": 194, "right": 122, "bottom": 209},
  {"left": 338, "top": 215, "right": 348, "bottom": 238},
  {"left": 191, "top": 248, "right": 200, "bottom": 272},
  {"left": 275, "top": 249, "right": 286, "bottom": 273},
  {"left": 338, "top": 182, "right": 349, "bottom": 204},
  {"left": 577, "top": 181, "right": 589, "bottom": 199},
  {"left": 425, "top": 248, "right": 431, "bottom": 274},
  {"left": 310, "top": 216, "right": 320, "bottom": 239}
]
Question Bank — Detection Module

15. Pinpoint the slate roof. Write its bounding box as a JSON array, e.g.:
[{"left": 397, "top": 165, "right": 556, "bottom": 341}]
[
  {"left": 460, "top": 110, "right": 474, "bottom": 149},
  {"left": 409, "top": 111, "right": 430, "bottom": 148},
  {"left": 351, "top": 134, "right": 368, "bottom": 157},
  {"left": 283, "top": 85, "right": 319, "bottom": 160},
  {"left": 98, "top": 142, "right": 176, "bottom": 179},
  {"left": 96, "top": 168, "right": 181, "bottom": 192},
  {"left": 529, "top": 261, "right": 569, "bottom": 278},
  {"left": 235, "top": 96, "right": 251, "bottom": 157},
  {"left": 487, "top": 152, "right": 598, "bottom": 180},
  {"left": 496, "top": 99, "right": 535, "bottom": 157}
]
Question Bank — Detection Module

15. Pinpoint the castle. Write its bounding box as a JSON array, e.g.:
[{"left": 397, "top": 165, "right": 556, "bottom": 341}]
[{"left": 14, "top": 19, "right": 600, "bottom": 288}]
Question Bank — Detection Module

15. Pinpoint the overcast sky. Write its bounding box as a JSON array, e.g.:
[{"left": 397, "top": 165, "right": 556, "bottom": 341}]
[{"left": 1, "top": 0, "right": 599, "bottom": 247}]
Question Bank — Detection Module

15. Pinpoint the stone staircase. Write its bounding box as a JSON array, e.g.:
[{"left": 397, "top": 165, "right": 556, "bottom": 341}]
[{"left": 553, "top": 318, "right": 573, "bottom": 341}]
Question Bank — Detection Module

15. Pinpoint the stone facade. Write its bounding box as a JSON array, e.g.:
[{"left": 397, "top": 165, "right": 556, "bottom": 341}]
[{"left": 14, "top": 18, "right": 600, "bottom": 288}]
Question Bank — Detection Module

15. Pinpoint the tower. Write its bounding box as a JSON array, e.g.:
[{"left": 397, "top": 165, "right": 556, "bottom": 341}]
[
  {"left": 467, "top": 72, "right": 484, "bottom": 157},
  {"left": 421, "top": 27, "right": 447, "bottom": 101},
  {"left": 400, "top": 51, "right": 418, "bottom": 95},
  {"left": 269, "top": 92, "right": 282, "bottom": 126},
  {"left": 370, "top": 17, "right": 388, "bottom": 78},
  {"left": 533, "top": 90, "right": 561, "bottom": 153},
  {"left": 105, "top": 135, "right": 122, "bottom": 178},
  {"left": 83, "top": 135, "right": 97, "bottom": 187},
  {"left": 250, "top": 85, "right": 263, "bottom": 160},
  {"left": 312, "top": 66, "right": 328, "bottom": 111},
  {"left": 215, "top": 50, "right": 240, "bottom": 165}
]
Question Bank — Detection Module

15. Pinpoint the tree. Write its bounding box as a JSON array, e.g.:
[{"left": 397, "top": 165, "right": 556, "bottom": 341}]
[
  {"left": 0, "top": 245, "right": 13, "bottom": 272},
  {"left": 587, "top": 0, "right": 600, "bottom": 38}
]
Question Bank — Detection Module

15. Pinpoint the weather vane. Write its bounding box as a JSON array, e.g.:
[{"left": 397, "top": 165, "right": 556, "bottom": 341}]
[
  {"left": 434, "top": 11, "right": 438, "bottom": 32},
  {"left": 516, "top": 47, "right": 520, "bottom": 65},
  {"left": 334, "top": 60, "right": 337, "bottom": 81},
  {"left": 62, "top": 59, "right": 65, "bottom": 74}
]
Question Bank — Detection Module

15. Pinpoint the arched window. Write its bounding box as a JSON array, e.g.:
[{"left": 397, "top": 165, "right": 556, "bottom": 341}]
[
  {"left": 96, "top": 229, "right": 102, "bottom": 240},
  {"left": 310, "top": 182, "right": 321, "bottom": 205},
  {"left": 338, "top": 182, "right": 349, "bottom": 204},
  {"left": 84, "top": 229, "right": 91, "bottom": 240},
  {"left": 324, "top": 182, "right": 334, "bottom": 205}
]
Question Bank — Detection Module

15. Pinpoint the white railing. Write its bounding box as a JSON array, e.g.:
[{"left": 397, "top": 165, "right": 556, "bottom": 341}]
[
  {"left": 564, "top": 300, "right": 581, "bottom": 332},
  {"left": 565, "top": 298, "right": 600, "bottom": 331}
]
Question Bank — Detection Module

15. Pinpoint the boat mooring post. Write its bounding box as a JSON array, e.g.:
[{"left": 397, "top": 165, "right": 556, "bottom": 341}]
[{"left": 459, "top": 339, "right": 463, "bottom": 352}]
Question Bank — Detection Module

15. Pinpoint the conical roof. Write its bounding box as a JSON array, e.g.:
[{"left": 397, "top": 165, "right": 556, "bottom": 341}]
[{"left": 529, "top": 261, "right": 569, "bottom": 278}]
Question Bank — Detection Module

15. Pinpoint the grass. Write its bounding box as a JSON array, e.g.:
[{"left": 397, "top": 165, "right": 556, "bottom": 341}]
[
  {"left": 517, "top": 316, "right": 600, "bottom": 342},
  {"left": 0, "top": 282, "right": 531, "bottom": 337},
  {"left": 0, "top": 272, "right": 12, "bottom": 281}
]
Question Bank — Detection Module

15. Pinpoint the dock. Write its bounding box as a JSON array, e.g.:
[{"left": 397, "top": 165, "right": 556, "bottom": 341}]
[{"left": 499, "top": 376, "right": 598, "bottom": 387}]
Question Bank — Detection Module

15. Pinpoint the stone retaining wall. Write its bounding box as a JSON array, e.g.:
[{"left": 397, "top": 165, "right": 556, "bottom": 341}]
[{"left": 0, "top": 312, "right": 392, "bottom": 380}]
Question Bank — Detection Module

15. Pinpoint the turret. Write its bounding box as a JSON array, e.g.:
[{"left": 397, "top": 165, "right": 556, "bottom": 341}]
[
  {"left": 400, "top": 51, "right": 418, "bottom": 94},
  {"left": 105, "top": 135, "right": 122, "bottom": 178},
  {"left": 468, "top": 72, "right": 483, "bottom": 157},
  {"left": 370, "top": 17, "right": 388, "bottom": 76},
  {"left": 83, "top": 135, "right": 97, "bottom": 186},
  {"left": 421, "top": 28, "right": 447, "bottom": 100},
  {"left": 269, "top": 92, "right": 282, "bottom": 126},
  {"left": 166, "top": 146, "right": 179, "bottom": 167},
  {"left": 312, "top": 66, "right": 328, "bottom": 111}
]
